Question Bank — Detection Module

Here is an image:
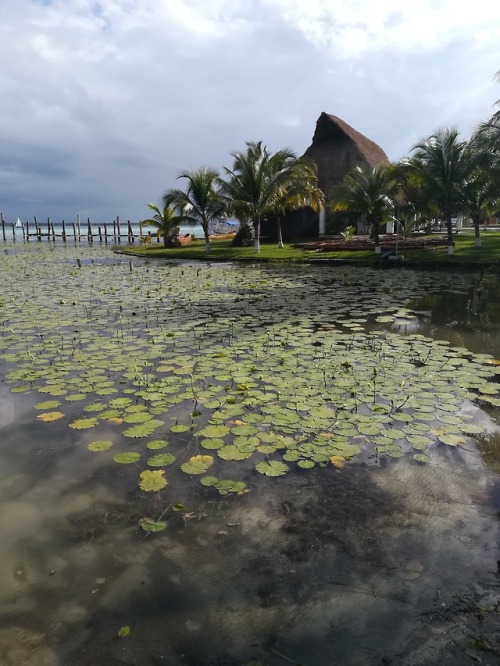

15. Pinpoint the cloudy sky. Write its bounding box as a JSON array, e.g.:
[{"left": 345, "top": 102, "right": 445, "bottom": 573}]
[{"left": 1, "top": 0, "right": 499, "bottom": 224}]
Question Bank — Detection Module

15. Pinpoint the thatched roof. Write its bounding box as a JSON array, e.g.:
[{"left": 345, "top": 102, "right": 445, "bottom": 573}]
[{"left": 302, "top": 112, "right": 389, "bottom": 199}]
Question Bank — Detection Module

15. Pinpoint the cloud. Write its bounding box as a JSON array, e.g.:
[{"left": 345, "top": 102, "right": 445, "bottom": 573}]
[{"left": 0, "top": 1, "right": 498, "bottom": 222}]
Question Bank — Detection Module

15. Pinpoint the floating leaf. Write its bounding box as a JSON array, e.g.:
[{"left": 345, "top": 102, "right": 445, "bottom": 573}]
[
  {"left": 414, "top": 453, "right": 432, "bottom": 463},
  {"left": 255, "top": 460, "right": 289, "bottom": 477},
  {"left": 123, "top": 419, "right": 164, "bottom": 438},
  {"left": 147, "top": 453, "right": 176, "bottom": 467},
  {"left": 69, "top": 417, "right": 98, "bottom": 429},
  {"left": 113, "top": 451, "right": 142, "bottom": 464},
  {"left": 198, "top": 424, "right": 230, "bottom": 438},
  {"left": 146, "top": 439, "right": 169, "bottom": 449},
  {"left": 140, "top": 519, "right": 167, "bottom": 532},
  {"left": 87, "top": 440, "right": 113, "bottom": 452},
  {"left": 139, "top": 469, "right": 167, "bottom": 491},
  {"left": 118, "top": 626, "right": 130, "bottom": 637},
  {"left": 460, "top": 423, "right": 485, "bottom": 435},
  {"left": 200, "top": 438, "right": 226, "bottom": 450},
  {"left": 330, "top": 455, "right": 346, "bottom": 468},
  {"left": 200, "top": 476, "right": 219, "bottom": 487},
  {"left": 170, "top": 424, "right": 191, "bottom": 433},
  {"left": 34, "top": 400, "right": 61, "bottom": 410},
  {"left": 181, "top": 455, "right": 214, "bottom": 475},
  {"left": 217, "top": 445, "right": 251, "bottom": 461},
  {"left": 438, "top": 433, "right": 464, "bottom": 446},
  {"left": 37, "top": 411, "right": 65, "bottom": 422}
]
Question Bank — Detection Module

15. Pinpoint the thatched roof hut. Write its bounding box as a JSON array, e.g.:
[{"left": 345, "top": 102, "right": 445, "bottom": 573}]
[
  {"left": 303, "top": 112, "right": 389, "bottom": 200},
  {"left": 261, "top": 112, "right": 389, "bottom": 241}
]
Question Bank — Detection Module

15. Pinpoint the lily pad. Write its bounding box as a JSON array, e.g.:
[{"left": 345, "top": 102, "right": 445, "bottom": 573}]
[
  {"left": 140, "top": 518, "right": 167, "bottom": 532},
  {"left": 147, "top": 453, "right": 176, "bottom": 467},
  {"left": 146, "top": 439, "right": 169, "bottom": 449},
  {"left": 113, "top": 451, "right": 142, "bottom": 464},
  {"left": 139, "top": 469, "right": 167, "bottom": 491},
  {"left": 37, "top": 411, "right": 65, "bottom": 422},
  {"left": 87, "top": 440, "right": 113, "bottom": 452},
  {"left": 255, "top": 460, "right": 289, "bottom": 477},
  {"left": 181, "top": 455, "right": 214, "bottom": 475},
  {"left": 414, "top": 453, "right": 432, "bottom": 463}
]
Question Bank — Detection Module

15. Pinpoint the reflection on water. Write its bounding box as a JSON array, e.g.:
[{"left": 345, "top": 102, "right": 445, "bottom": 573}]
[
  {"left": 1, "top": 398, "right": 499, "bottom": 665},
  {"left": 1, "top": 257, "right": 500, "bottom": 664},
  {"left": 407, "top": 273, "right": 500, "bottom": 356}
]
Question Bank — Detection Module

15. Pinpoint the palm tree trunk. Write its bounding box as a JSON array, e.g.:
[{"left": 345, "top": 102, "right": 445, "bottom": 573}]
[
  {"left": 373, "top": 220, "right": 381, "bottom": 254},
  {"left": 202, "top": 223, "right": 211, "bottom": 253},
  {"left": 254, "top": 221, "right": 260, "bottom": 253},
  {"left": 445, "top": 214, "right": 454, "bottom": 255},
  {"left": 474, "top": 215, "right": 482, "bottom": 246},
  {"left": 277, "top": 218, "right": 284, "bottom": 248}
]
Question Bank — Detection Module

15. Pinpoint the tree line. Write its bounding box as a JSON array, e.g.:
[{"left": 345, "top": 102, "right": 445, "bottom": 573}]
[{"left": 145, "top": 72, "right": 500, "bottom": 254}]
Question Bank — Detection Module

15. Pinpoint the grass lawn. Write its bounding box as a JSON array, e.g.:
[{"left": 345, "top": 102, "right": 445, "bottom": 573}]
[{"left": 118, "top": 231, "right": 500, "bottom": 268}]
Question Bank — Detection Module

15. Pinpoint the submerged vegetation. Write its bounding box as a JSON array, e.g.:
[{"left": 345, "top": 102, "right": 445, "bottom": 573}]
[{"left": 1, "top": 244, "right": 499, "bottom": 533}]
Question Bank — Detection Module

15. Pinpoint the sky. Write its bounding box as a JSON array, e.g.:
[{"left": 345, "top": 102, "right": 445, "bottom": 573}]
[{"left": 1, "top": 0, "right": 499, "bottom": 224}]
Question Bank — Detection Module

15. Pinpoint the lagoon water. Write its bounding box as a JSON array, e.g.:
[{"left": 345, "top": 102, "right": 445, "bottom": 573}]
[{"left": 0, "top": 243, "right": 499, "bottom": 665}]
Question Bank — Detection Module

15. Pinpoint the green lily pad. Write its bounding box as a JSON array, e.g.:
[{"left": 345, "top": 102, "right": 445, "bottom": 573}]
[
  {"left": 123, "top": 419, "right": 164, "bottom": 437},
  {"left": 146, "top": 439, "right": 169, "bottom": 449},
  {"left": 34, "top": 400, "right": 61, "bottom": 410},
  {"left": 217, "top": 445, "right": 251, "bottom": 461},
  {"left": 87, "top": 440, "right": 113, "bottom": 452},
  {"left": 147, "top": 453, "right": 176, "bottom": 467},
  {"left": 139, "top": 469, "right": 167, "bottom": 491},
  {"left": 198, "top": 424, "right": 230, "bottom": 438},
  {"left": 140, "top": 518, "right": 167, "bottom": 532},
  {"left": 69, "top": 417, "right": 98, "bottom": 429},
  {"left": 181, "top": 455, "right": 214, "bottom": 475},
  {"left": 414, "top": 453, "right": 432, "bottom": 463},
  {"left": 170, "top": 424, "right": 191, "bottom": 433},
  {"left": 255, "top": 460, "right": 289, "bottom": 477},
  {"left": 113, "top": 451, "right": 142, "bottom": 464},
  {"left": 200, "top": 438, "right": 226, "bottom": 450}
]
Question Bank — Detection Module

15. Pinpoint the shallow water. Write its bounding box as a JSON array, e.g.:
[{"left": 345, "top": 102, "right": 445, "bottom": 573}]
[{"left": 1, "top": 245, "right": 500, "bottom": 665}]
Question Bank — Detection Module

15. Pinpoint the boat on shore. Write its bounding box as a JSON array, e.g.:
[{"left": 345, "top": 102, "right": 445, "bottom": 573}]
[{"left": 165, "top": 233, "right": 193, "bottom": 248}]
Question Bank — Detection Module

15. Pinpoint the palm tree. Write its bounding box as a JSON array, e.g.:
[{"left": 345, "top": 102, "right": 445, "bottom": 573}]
[
  {"left": 272, "top": 158, "right": 324, "bottom": 248},
  {"left": 142, "top": 195, "right": 184, "bottom": 246},
  {"left": 401, "top": 129, "right": 470, "bottom": 254},
  {"left": 165, "top": 167, "right": 224, "bottom": 253},
  {"left": 475, "top": 71, "right": 500, "bottom": 151},
  {"left": 331, "top": 164, "right": 398, "bottom": 253},
  {"left": 462, "top": 140, "right": 500, "bottom": 245},
  {"left": 220, "top": 142, "right": 321, "bottom": 252}
]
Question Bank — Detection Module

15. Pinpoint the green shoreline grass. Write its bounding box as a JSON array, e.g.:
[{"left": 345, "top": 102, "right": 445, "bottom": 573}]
[{"left": 117, "top": 231, "right": 500, "bottom": 269}]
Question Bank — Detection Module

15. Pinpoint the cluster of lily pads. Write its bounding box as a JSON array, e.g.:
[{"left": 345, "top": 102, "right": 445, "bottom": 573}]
[{"left": 1, "top": 245, "right": 499, "bottom": 532}]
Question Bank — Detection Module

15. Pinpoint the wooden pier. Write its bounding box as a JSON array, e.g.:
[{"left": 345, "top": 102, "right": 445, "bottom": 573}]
[{"left": 0, "top": 214, "right": 156, "bottom": 245}]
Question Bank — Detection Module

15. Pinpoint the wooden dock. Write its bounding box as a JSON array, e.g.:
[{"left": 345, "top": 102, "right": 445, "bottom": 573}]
[{"left": 0, "top": 214, "right": 156, "bottom": 245}]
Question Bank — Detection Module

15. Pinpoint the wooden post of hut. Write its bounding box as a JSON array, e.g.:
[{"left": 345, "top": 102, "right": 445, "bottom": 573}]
[
  {"left": 1, "top": 212, "right": 5, "bottom": 241},
  {"left": 49, "top": 218, "right": 56, "bottom": 241},
  {"left": 77, "top": 214, "right": 81, "bottom": 241},
  {"left": 72, "top": 222, "right": 77, "bottom": 241},
  {"left": 127, "top": 220, "right": 134, "bottom": 243},
  {"left": 62, "top": 220, "right": 66, "bottom": 241},
  {"left": 116, "top": 216, "right": 121, "bottom": 244},
  {"left": 112, "top": 220, "right": 117, "bottom": 242},
  {"left": 26, "top": 221, "right": 30, "bottom": 242},
  {"left": 104, "top": 223, "right": 108, "bottom": 244},
  {"left": 87, "top": 218, "right": 93, "bottom": 243},
  {"left": 98, "top": 225, "right": 102, "bottom": 242},
  {"left": 11, "top": 221, "right": 16, "bottom": 242}
]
